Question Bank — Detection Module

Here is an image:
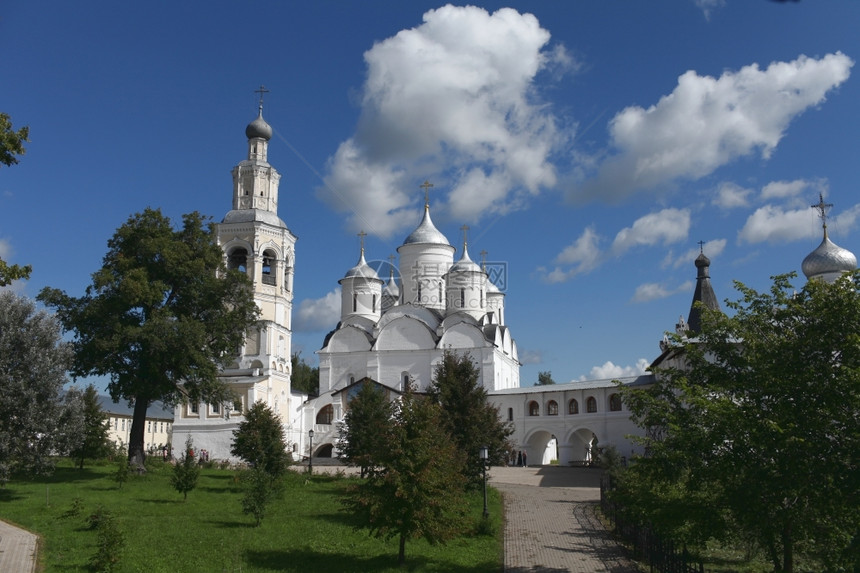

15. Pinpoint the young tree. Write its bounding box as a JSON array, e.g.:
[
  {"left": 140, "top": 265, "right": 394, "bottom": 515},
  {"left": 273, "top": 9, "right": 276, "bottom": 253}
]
[
  {"left": 231, "top": 401, "right": 289, "bottom": 479},
  {"left": 38, "top": 208, "right": 259, "bottom": 469},
  {"left": 240, "top": 465, "right": 281, "bottom": 527},
  {"left": 342, "top": 384, "right": 468, "bottom": 565},
  {"left": 70, "top": 385, "right": 112, "bottom": 469},
  {"left": 619, "top": 273, "right": 860, "bottom": 572},
  {"left": 0, "top": 291, "right": 73, "bottom": 484},
  {"left": 291, "top": 352, "right": 319, "bottom": 395},
  {"left": 536, "top": 370, "right": 556, "bottom": 385},
  {"left": 172, "top": 437, "right": 200, "bottom": 500},
  {"left": 337, "top": 380, "right": 393, "bottom": 477},
  {"left": 428, "top": 350, "right": 513, "bottom": 487}
]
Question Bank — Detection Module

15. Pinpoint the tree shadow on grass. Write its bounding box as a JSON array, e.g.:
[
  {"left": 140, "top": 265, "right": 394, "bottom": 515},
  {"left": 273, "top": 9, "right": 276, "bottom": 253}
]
[
  {"left": 0, "top": 488, "right": 25, "bottom": 502},
  {"left": 245, "top": 548, "right": 496, "bottom": 573},
  {"left": 208, "top": 519, "right": 258, "bottom": 529}
]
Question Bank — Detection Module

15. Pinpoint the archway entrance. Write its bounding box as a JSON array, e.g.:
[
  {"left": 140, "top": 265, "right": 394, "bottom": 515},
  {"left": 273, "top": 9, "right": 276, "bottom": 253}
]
[{"left": 560, "top": 428, "right": 600, "bottom": 466}]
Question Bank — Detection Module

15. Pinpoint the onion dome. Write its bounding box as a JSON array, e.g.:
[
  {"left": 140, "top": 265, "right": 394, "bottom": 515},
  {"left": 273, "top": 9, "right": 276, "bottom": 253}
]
[
  {"left": 245, "top": 108, "right": 272, "bottom": 141},
  {"left": 403, "top": 205, "right": 450, "bottom": 246},
  {"left": 343, "top": 250, "right": 381, "bottom": 281},
  {"left": 802, "top": 228, "right": 857, "bottom": 281},
  {"left": 449, "top": 243, "right": 482, "bottom": 274}
]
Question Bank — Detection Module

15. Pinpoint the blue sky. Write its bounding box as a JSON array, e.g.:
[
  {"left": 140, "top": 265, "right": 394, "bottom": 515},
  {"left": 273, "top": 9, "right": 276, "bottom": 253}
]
[{"left": 3, "top": 1, "right": 859, "bottom": 388}]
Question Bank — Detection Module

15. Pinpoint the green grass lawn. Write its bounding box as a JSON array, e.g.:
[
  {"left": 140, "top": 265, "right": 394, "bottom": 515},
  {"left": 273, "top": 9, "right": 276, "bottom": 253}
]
[{"left": 0, "top": 459, "right": 503, "bottom": 572}]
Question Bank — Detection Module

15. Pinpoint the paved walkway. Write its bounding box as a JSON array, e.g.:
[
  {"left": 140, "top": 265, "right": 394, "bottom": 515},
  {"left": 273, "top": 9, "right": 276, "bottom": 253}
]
[
  {"left": 490, "top": 466, "right": 640, "bottom": 572},
  {"left": 0, "top": 519, "right": 37, "bottom": 573}
]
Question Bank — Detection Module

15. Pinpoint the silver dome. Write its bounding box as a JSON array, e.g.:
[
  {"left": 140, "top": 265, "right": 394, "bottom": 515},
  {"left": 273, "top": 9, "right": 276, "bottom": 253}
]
[
  {"left": 245, "top": 111, "right": 272, "bottom": 141},
  {"left": 802, "top": 232, "right": 857, "bottom": 280},
  {"left": 403, "top": 206, "right": 450, "bottom": 246}
]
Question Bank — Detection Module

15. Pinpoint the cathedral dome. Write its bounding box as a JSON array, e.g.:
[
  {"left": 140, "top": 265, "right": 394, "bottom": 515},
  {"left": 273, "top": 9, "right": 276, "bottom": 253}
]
[
  {"left": 449, "top": 244, "right": 482, "bottom": 274},
  {"left": 245, "top": 110, "right": 272, "bottom": 141},
  {"left": 801, "top": 230, "right": 857, "bottom": 281},
  {"left": 403, "top": 205, "right": 450, "bottom": 246},
  {"left": 343, "top": 251, "right": 381, "bottom": 281}
]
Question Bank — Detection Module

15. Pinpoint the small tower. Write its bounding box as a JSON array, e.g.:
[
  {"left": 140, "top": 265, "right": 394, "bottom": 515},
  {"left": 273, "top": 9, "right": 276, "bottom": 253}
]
[
  {"left": 381, "top": 254, "right": 400, "bottom": 313},
  {"left": 397, "top": 181, "right": 455, "bottom": 311},
  {"left": 339, "top": 232, "right": 384, "bottom": 322},
  {"left": 802, "top": 194, "right": 857, "bottom": 283},
  {"left": 482, "top": 251, "right": 506, "bottom": 325},
  {"left": 445, "top": 225, "right": 487, "bottom": 320},
  {"left": 685, "top": 243, "right": 721, "bottom": 334}
]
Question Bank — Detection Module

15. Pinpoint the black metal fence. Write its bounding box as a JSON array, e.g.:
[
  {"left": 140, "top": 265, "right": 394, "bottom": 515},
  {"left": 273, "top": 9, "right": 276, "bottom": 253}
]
[{"left": 600, "top": 476, "right": 704, "bottom": 573}]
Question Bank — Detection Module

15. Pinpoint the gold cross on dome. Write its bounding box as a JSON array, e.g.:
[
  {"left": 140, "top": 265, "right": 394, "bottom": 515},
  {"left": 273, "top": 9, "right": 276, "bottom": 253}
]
[{"left": 420, "top": 180, "right": 434, "bottom": 207}]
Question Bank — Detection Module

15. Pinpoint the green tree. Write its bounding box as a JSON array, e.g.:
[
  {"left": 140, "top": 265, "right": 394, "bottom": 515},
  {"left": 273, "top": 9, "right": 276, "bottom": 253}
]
[
  {"left": 231, "top": 401, "right": 289, "bottom": 479},
  {"left": 1, "top": 112, "right": 28, "bottom": 168},
  {"left": 0, "top": 291, "right": 73, "bottom": 485},
  {"left": 337, "top": 380, "right": 393, "bottom": 477},
  {"left": 536, "top": 370, "right": 556, "bottom": 385},
  {"left": 342, "top": 383, "right": 468, "bottom": 565},
  {"left": 0, "top": 112, "right": 32, "bottom": 286},
  {"left": 619, "top": 273, "right": 860, "bottom": 573},
  {"left": 38, "top": 208, "right": 259, "bottom": 469},
  {"left": 0, "top": 259, "right": 31, "bottom": 287},
  {"left": 172, "top": 437, "right": 200, "bottom": 500},
  {"left": 70, "top": 385, "right": 112, "bottom": 469},
  {"left": 290, "top": 352, "right": 319, "bottom": 395},
  {"left": 240, "top": 465, "right": 282, "bottom": 527},
  {"left": 428, "top": 350, "right": 513, "bottom": 487}
]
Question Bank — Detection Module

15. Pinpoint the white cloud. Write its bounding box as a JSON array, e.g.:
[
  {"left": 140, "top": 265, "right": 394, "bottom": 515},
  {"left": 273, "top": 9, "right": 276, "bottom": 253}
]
[
  {"left": 713, "top": 182, "right": 752, "bottom": 209},
  {"left": 319, "top": 5, "right": 572, "bottom": 236},
  {"left": 760, "top": 178, "right": 827, "bottom": 201},
  {"left": 611, "top": 208, "right": 690, "bottom": 254},
  {"left": 294, "top": 289, "right": 341, "bottom": 332},
  {"left": 539, "top": 226, "right": 602, "bottom": 283},
  {"left": 577, "top": 358, "right": 650, "bottom": 381},
  {"left": 695, "top": 0, "right": 725, "bottom": 20},
  {"left": 575, "top": 53, "right": 853, "bottom": 202},
  {"left": 631, "top": 280, "right": 694, "bottom": 303},
  {"left": 0, "top": 238, "right": 12, "bottom": 260},
  {"left": 738, "top": 205, "right": 818, "bottom": 244}
]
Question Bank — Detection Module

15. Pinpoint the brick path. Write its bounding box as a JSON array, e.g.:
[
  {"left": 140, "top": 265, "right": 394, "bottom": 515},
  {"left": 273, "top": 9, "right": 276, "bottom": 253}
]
[
  {"left": 490, "top": 466, "right": 639, "bottom": 573},
  {"left": 0, "top": 519, "right": 37, "bottom": 573}
]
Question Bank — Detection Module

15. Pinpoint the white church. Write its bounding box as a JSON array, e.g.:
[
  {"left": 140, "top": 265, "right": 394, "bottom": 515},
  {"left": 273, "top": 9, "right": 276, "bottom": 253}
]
[{"left": 173, "top": 103, "right": 857, "bottom": 466}]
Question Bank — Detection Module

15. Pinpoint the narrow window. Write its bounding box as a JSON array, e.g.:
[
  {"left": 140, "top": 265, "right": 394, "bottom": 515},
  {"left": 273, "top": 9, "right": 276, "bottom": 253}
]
[
  {"left": 547, "top": 400, "right": 558, "bottom": 416},
  {"left": 586, "top": 397, "right": 597, "bottom": 413},
  {"left": 460, "top": 288, "right": 465, "bottom": 308},
  {"left": 417, "top": 283, "right": 422, "bottom": 303},
  {"left": 372, "top": 294, "right": 377, "bottom": 312},
  {"left": 568, "top": 399, "right": 579, "bottom": 415},
  {"left": 353, "top": 294, "right": 357, "bottom": 312},
  {"left": 507, "top": 407, "right": 513, "bottom": 421},
  {"left": 191, "top": 402, "right": 198, "bottom": 414},
  {"left": 212, "top": 402, "right": 220, "bottom": 414},
  {"left": 609, "top": 393, "right": 622, "bottom": 412},
  {"left": 528, "top": 401, "right": 539, "bottom": 416}
]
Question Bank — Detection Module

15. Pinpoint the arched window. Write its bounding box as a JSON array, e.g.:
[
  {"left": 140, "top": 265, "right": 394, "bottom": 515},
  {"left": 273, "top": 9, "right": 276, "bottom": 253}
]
[
  {"left": 316, "top": 404, "right": 333, "bottom": 425},
  {"left": 228, "top": 248, "right": 248, "bottom": 273},
  {"left": 568, "top": 399, "right": 579, "bottom": 415},
  {"left": 528, "top": 401, "right": 539, "bottom": 416},
  {"left": 547, "top": 400, "right": 558, "bottom": 416},
  {"left": 508, "top": 407, "right": 513, "bottom": 421},
  {"left": 372, "top": 294, "right": 377, "bottom": 312},
  {"left": 261, "top": 249, "right": 277, "bottom": 285},
  {"left": 349, "top": 375, "right": 355, "bottom": 385},
  {"left": 586, "top": 396, "right": 597, "bottom": 413},
  {"left": 609, "top": 393, "right": 622, "bottom": 412}
]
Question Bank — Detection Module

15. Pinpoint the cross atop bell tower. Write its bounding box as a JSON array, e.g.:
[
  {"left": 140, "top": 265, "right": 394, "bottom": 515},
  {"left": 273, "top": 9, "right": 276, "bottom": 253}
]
[{"left": 232, "top": 87, "right": 281, "bottom": 213}]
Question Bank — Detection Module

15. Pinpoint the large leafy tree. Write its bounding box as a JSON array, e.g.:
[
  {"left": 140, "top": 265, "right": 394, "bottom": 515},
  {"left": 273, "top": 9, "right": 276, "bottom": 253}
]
[
  {"left": 231, "top": 400, "right": 290, "bottom": 479},
  {"left": 342, "top": 383, "right": 467, "bottom": 565},
  {"left": 428, "top": 350, "right": 513, "bottom": 487},
  {"left": 0, "top": 112, "right": 28, "bottom": 168},
  {"left": 290, "top": 352, "right": 319, "bottom": 395},
  {"left": 0, "top": 291, "right": 73, "bottom": 484},
  {"left": 619, "top": 273, "right": 860, "bottom": 573},
  {"left": 0, "top": 112, "right": 32, "bottom": 286},
  {"left": 337, "top": 380, "right": 394, "bottom": 477},
  {"left": 38, "top": 208, "right": 259, "bottom": 468}
]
